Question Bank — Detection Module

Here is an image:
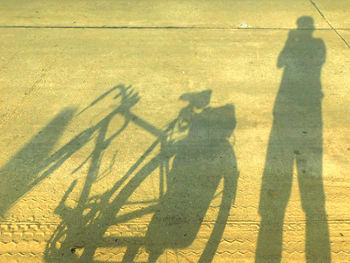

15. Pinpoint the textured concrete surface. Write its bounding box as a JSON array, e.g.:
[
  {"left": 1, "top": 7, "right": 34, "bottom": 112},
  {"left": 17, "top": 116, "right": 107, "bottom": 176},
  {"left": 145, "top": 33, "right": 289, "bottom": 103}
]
[{"left": 0, "top": 1, "right": 350, "bottom": 262}]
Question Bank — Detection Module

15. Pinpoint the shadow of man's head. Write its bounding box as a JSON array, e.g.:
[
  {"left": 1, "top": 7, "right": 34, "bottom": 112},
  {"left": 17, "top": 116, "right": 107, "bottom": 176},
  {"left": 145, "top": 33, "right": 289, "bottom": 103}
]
[{"left": 297, "top": 16, "right": 315, "bottom": 30}]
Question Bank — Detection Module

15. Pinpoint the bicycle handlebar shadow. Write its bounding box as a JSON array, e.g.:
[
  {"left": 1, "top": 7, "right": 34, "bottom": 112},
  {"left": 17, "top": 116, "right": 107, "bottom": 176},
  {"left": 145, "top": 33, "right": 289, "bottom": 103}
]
[
  {"left": 255, "top": 16, "right": 331, "bottom": 263},
  {"left": 44, "top": 88, "right": 239, "bottom": 263}
]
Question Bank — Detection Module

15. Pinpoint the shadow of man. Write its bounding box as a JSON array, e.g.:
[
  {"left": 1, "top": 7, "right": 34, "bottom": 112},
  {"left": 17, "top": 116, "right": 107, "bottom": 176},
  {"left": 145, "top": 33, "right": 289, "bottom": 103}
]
[{"left": 255, "top": 16, "right": 331, "bottom": 262}]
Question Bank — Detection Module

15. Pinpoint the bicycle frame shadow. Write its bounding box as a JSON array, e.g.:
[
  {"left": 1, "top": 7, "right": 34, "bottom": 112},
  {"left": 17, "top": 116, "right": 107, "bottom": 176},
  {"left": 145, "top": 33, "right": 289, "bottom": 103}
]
[{"left": 44, "top": 86, "right": 240, "bottom": 263}]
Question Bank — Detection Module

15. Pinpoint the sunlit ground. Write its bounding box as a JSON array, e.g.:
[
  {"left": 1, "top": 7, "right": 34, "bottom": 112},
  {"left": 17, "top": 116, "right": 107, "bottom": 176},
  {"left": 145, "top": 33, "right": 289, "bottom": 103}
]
[{"left": 0, "top": 1, "right": 350, "bottom": 262}]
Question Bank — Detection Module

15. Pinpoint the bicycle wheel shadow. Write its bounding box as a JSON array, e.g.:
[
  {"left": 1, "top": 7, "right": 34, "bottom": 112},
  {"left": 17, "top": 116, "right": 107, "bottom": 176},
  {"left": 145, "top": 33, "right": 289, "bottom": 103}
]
[
  {"left": 142, "top": 90, "right": 240, "bottom": 263},
  {"left": 44, "top": 88, "right": 239, "bottom": 263}
]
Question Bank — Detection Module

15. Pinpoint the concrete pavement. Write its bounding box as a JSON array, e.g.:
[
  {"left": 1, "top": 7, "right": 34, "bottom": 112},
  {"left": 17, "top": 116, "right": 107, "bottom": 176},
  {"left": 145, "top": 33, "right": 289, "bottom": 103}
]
[{"left": 0, "top": 1, "right": 349, "bottom": 262}]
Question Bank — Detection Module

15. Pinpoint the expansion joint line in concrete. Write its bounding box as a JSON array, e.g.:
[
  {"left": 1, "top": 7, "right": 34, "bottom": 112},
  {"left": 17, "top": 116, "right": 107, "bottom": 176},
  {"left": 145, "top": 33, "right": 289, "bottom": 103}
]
[
  {"left": 0, "top": 25, "right": 350, "bottom": 31},
  {"left": 309, "top": 0, "right": 350, "bottom": 48}
]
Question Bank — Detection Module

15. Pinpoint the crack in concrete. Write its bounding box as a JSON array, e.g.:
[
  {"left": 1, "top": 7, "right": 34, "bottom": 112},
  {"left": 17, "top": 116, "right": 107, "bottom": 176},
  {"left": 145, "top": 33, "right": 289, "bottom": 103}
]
[{"left": 309, "top": 0, "right": 350, "bottom": 48}]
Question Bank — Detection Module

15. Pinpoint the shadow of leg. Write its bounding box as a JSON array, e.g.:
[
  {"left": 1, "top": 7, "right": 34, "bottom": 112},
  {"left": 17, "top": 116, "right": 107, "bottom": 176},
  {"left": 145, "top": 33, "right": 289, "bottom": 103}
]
[
  {"left": 297, "top": 148, "right": 331, "bottom": 262},
  {"left": 256, "top": 128, "right": 294, "bottom": 263},
  {"left": 256, "top": 217, "right": 284, "bottom": 263}
]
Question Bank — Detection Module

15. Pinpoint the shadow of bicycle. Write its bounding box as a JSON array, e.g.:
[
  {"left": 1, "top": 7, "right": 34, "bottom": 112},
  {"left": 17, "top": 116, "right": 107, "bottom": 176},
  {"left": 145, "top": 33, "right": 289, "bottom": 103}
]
[{"left": 40, "top": 85, "right": 239, "bottom": 263}]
